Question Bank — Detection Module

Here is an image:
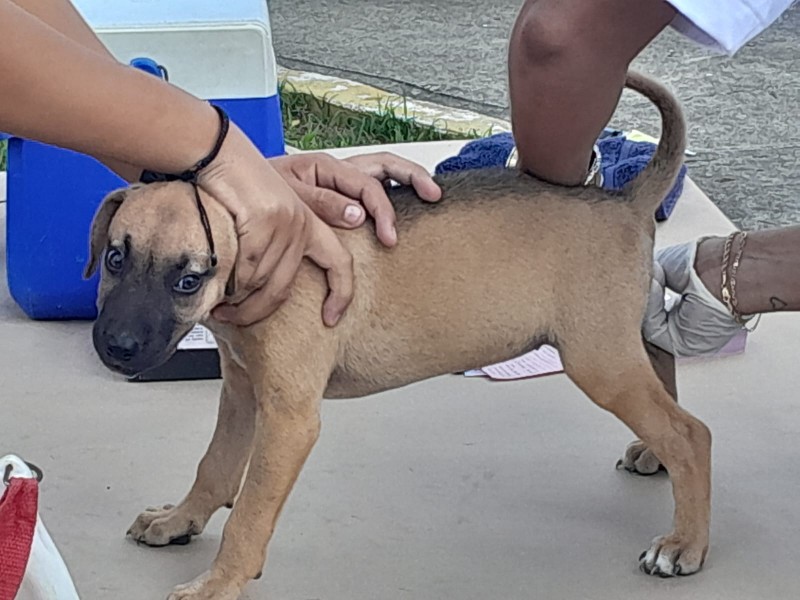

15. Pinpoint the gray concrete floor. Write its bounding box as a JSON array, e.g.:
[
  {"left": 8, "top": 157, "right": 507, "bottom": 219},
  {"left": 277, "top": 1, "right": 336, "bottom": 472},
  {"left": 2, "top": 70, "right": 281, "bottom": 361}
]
[{"left": 269, "top": 1, "right": 799, "bottom": 231}]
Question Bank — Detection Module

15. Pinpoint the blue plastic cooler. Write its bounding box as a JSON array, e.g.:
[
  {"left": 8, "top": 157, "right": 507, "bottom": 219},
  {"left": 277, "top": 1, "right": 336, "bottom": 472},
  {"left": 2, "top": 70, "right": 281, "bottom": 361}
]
[{"left": 4, "top": 0, "right": 285, "bottom": 319}]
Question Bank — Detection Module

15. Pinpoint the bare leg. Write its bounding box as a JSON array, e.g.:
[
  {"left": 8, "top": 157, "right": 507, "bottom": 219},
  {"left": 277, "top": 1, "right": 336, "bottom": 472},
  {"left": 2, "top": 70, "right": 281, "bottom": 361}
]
[
  {"left": 508, "top": 0, "right": 677, "bottom": 185},
  {"left": 695, "top": 225, "right": 800, "bottom": 314},
  {"left": 128, "top": 352, "right": 257, "bottom": 547}
]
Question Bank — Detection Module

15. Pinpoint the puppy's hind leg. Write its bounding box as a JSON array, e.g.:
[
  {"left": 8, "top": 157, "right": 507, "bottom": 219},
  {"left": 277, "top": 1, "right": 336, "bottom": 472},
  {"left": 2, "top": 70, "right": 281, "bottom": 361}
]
[
  {"left": 617, "top": 340, "right": 677, "bottom": 476},
  {"left": 128, "top": 350, "right": 257, "bottom": 548},
  {"left": 559, "top": 325, "right": 710, "bottom": 578}
]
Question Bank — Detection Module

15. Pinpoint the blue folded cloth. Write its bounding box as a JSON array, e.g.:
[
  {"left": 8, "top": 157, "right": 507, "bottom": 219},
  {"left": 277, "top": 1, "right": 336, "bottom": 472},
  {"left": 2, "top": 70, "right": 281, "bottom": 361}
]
[{"left": 434, "top": 131, "right": 687, "bottom": 221}]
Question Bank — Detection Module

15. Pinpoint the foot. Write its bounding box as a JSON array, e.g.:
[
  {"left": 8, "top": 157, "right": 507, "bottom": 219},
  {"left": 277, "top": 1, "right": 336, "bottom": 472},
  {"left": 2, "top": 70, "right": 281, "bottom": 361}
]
[
  {"left": 616, "top": 440, "right": 665, "bottom": 476},
  {"left": 127, "top": 504, "right": 204, "bottom": 547},
  {"left": 167, "top": 570, "right": 245, "bottom": 600},
  {"left": 639, "top": 532, "right": 708, "bottom": 577}
]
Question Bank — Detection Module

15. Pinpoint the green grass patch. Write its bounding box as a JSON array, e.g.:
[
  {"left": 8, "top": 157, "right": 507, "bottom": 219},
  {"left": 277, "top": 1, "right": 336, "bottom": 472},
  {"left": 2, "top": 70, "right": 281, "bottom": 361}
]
[
  {"left": 279, "top": 82, "right": 485, "bottom": 150},
  {"left": 0, "top": 86, "right": 484, "bottom": 173}
]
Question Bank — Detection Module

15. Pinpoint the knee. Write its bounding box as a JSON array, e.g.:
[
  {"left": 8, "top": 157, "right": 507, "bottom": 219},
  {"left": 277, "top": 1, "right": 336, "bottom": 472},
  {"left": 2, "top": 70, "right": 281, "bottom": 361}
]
[{"left": 511, "top": 0, "right": 594, "bottom": 68}]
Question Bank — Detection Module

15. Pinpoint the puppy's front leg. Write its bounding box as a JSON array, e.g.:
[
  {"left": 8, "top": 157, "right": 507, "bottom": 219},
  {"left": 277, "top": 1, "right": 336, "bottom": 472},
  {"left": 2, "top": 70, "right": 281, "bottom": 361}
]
[
  {"left": 167, "top": 339, "right": 334, "bottom": 600},
  {"left": 128, "top": 351, "right": 257, "bottom": 547}
]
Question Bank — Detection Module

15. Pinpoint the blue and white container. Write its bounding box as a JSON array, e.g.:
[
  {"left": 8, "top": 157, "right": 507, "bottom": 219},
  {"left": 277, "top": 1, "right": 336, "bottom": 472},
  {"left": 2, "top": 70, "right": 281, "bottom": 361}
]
[{"left": 5, "top": 0, "right": 285, "bottom": 319}]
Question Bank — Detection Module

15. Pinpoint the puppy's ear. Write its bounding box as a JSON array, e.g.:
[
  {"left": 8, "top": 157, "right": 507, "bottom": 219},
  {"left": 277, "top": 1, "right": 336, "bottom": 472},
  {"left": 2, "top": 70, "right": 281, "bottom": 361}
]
[{"left": 83, "top": 187, "right": 129, "bottom": 279}]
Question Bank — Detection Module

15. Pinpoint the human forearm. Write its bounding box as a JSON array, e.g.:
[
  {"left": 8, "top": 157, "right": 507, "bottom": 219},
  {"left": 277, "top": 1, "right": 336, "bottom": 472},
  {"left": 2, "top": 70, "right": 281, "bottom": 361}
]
[
  {"left": 10, "top": 0, "right": 110, "bottom": 57},
  {"left": 0, "top": 0, "right": 218, "bottom": 174},
  {"left": 0, "top": 0, "right": 368, "bottom": 329},
  {"left": 7, "top": 0, "right": 142, "bottom": 180}
]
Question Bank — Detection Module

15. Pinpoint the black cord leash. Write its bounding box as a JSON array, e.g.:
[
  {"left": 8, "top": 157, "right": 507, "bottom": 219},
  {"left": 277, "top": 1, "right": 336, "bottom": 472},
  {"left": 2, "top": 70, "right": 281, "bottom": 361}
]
[{"left": 139, "top": 104, "right": 230, "bottom": 268}]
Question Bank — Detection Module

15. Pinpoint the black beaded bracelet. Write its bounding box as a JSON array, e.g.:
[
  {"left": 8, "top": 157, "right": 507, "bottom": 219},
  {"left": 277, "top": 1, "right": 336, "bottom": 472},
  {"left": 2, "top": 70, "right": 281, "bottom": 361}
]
[{"left": 139, "top": 104, "right": 230, "bottom": 184}]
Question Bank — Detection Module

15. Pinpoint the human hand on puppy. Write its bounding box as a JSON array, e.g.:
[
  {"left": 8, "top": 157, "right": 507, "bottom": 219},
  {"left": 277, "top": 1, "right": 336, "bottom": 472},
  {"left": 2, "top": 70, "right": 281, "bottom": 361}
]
[
  {"left": 270, "top": 151, "right": 442, "bottom": 247},
  {"left": 207, "top": 145, "right": 441, "bottom": 327},
  {"left": 199, "top": 124, "right": 354, "bottom": 328},
  {"left": 0, "top": 3, "right": 436, "bottom": 330}
]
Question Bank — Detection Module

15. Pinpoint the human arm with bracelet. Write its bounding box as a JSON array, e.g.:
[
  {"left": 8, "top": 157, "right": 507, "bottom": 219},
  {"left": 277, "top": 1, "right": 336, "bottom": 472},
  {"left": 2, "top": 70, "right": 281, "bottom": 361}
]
[{"left": 0, "top": 0, "right": 441, "bottom": 327}]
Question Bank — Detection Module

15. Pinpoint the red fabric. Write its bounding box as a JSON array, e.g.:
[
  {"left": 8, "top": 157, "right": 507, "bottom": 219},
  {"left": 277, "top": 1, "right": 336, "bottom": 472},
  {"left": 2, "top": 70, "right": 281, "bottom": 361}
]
[{"left": 0, "top": 478, "right": 38, "bottom": 600}]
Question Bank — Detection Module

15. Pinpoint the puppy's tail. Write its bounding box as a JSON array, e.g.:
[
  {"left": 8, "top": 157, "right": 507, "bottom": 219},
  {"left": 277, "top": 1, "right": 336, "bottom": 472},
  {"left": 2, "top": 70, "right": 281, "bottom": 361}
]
[{"left": 622, "top": 70, "right": 687, "bottom": 218}]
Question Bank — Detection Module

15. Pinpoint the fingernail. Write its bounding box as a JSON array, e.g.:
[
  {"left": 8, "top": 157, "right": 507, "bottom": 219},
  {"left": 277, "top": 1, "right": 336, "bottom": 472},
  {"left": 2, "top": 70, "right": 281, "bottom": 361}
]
[
  {"left": 344, "top": 205, "right": 363, "bottom": 224},
  {"left": 385, "top": 225, "right": 397, "bottom": 246},
  {"left": 324, "top": 310, "right": 341, "bottom": 327}
]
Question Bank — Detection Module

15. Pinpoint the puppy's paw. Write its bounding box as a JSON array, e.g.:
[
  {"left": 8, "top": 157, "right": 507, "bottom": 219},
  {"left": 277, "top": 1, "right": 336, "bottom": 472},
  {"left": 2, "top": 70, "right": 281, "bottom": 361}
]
[
  {"left": 639, "top": 533, "right": 708, "bottom": 577},
  {"left": 616, "top": 440, "right": 666, "bottom": 476},
  {"left": 167, "top": 570, "right": 244, "bottom": 600},
  {"left": 127, "top": 504, "right": 203, "bottom": 547}
]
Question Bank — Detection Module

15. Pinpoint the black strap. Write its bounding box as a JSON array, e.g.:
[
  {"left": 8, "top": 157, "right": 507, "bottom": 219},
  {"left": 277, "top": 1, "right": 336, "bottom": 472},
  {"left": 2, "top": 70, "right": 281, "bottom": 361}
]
[
  {"left": 192, "top": 185, "right": 217, "bottom": 267},
  {"left": 139, "top": 104, "right": 230, "bottom": 268},
  {"left": 139, "top": 104, "right": 230, "bottom": 185}
]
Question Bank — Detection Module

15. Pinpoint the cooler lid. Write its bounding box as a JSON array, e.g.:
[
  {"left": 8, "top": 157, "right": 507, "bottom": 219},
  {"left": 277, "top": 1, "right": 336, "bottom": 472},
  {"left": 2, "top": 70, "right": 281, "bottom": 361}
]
[
  {"left": 70, "top": 0, "right": 278, "bottom": 99},
  {"left": 72, "top": 0, "right": 271, "bottom": 30}
]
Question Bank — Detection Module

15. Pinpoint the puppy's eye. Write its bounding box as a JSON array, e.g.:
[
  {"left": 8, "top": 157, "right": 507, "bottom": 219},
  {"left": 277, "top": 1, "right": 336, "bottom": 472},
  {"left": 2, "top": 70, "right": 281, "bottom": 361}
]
[
  {"left": 174, "top": 274, "right": 202, "bottom": 295},
  {"left": 105, "top": 248, "right": 124, "bottom": 273}
]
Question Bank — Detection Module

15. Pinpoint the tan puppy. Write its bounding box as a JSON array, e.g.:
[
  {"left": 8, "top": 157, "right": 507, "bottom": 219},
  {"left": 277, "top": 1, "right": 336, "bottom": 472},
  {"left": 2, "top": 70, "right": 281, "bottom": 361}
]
[{"left": 85, "top": 71, "right": 709, "bottom": 600}]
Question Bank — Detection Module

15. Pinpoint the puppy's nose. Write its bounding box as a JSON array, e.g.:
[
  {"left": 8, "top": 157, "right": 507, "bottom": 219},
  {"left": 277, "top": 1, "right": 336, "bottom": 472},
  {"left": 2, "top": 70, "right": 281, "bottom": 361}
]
[{"left": 105, "top": 332, "right": 140, "bottom": 363}]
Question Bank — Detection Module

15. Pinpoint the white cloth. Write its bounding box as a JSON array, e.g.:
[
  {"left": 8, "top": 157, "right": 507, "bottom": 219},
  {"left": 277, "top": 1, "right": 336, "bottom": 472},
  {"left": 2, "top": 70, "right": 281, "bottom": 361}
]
[{"left": 666, "top": 0, "right": 796, "bottom": 54}]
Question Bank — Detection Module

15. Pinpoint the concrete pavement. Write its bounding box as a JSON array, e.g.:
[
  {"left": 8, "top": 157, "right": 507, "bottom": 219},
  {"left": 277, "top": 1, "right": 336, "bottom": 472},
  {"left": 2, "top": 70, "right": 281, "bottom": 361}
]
[{"left": 269, "top": 1, "right": 799, "bottom": 231}]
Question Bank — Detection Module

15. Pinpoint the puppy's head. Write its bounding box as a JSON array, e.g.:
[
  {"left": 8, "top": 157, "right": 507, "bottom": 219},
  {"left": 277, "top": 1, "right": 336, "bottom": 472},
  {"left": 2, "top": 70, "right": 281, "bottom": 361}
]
[{"left": 84, "top": 181, "right": 237, "bottom": 377}]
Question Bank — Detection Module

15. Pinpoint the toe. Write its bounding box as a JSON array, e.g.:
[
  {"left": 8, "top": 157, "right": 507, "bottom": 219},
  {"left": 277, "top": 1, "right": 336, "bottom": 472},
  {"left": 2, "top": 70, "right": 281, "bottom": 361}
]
[
  {"left": 640, "top": 535, "right": 707, "bottom": 578},
  {"left": 128, "top": 505, "right": 201, "bottom": 547}
]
